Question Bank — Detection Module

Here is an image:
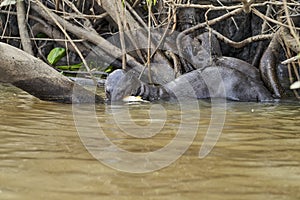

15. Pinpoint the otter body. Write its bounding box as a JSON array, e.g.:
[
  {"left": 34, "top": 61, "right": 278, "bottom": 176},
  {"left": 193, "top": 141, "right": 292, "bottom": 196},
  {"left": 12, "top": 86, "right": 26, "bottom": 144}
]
[{"left": 105, "top": 64, "right": 273, "bottom": 102}]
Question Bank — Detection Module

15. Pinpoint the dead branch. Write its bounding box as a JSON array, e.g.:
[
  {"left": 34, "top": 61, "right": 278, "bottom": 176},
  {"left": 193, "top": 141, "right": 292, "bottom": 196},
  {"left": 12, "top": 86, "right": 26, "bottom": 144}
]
[
  {"left": 208, "top": 28, "right": 273, "bottom": 48},
  {"left": 176, "top": 7, "right": 244, "bottom": 69},
  {"left": 99, "top": 0, "right": 171, "bottom": 68},
  {"left": 30, "top": 1, "right": 145, "bottom": 72},
  {"left": 252, "top": 8, "right": 300, "bottom": 31},
  {"left": 31, "top": 23, "right": 88, "bottom": 54},
  {"left": 259, "top": 30, "right": 285, "bottom": 98},
  {"left": 16, "top": 0, "right": 33, "bottom": 55}
]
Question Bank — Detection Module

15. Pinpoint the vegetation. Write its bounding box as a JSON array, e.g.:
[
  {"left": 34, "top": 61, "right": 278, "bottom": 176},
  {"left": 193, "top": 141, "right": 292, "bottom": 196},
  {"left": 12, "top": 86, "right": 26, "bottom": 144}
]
[{"left": 0, "top": 0, "right": 299, "bottom": 100}]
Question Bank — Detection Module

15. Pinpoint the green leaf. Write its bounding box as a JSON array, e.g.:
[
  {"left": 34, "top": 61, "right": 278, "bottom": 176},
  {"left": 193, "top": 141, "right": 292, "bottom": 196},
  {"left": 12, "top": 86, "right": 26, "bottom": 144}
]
[
  {"left": 55, "top": 63, "right": 82, "bottom": 71},
  {"left": 47, "top": 47, "right": 66, "bottom": 65},
  {"left": 145, "top": 0, "right": 156, "bottom": 7},
  {"left": 36, "top": 33, "right": 48, "bottom": 38},
  {"left": 104, "top": 66, "right": 114, "bottom": 73}
]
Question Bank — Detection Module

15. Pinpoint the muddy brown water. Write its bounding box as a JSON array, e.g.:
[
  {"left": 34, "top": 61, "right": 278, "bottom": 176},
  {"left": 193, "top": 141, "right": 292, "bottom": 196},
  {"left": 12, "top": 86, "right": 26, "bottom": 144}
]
[{"left": 0, "top": 84, "right": 300, "bottom": 200}]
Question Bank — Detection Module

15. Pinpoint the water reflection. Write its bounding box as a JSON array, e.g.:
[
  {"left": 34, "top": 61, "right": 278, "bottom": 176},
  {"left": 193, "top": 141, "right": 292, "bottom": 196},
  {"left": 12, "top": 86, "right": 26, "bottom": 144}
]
[{"left": 0, "top": 84, "right": 300, "bottom": 199}]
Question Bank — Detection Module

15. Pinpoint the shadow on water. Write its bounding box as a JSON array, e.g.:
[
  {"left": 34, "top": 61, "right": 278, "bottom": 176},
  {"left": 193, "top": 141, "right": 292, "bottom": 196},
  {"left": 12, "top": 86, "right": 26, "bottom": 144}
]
[{"left": 0, "top": 84, "right": 300, "bottom": 200}]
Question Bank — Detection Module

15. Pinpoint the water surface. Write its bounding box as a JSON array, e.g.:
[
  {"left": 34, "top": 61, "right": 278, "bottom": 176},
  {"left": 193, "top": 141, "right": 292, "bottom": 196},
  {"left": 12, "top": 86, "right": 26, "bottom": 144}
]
[{"left": 1, "top": 84, "right": 300, "bottom": 200}]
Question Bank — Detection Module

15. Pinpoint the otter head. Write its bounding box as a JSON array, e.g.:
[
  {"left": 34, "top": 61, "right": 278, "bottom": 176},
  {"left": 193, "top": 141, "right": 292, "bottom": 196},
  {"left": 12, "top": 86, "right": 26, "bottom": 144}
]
[{"left": 105, "top": 69, "right": 142, "bottom": 101}]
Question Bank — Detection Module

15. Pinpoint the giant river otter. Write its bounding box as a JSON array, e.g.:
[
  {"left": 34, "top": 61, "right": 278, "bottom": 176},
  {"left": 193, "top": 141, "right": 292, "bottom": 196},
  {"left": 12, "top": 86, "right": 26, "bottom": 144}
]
[{"left": 105, "top": 63, "right": 273, "bottom": 102}]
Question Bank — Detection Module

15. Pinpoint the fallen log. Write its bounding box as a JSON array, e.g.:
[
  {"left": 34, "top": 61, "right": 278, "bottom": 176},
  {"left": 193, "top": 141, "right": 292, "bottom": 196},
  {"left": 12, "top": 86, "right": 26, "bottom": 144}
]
[{"left": 0, "top": 42, "right": 103, "bottom": 103}]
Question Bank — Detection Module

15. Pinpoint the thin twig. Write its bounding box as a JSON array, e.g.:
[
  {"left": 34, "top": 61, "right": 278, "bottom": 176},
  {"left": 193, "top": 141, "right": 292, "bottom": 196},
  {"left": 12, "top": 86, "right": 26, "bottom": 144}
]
[
  {"left": 252, "top": 3, "right": 273, "bottom": 67},
  {"left": 0, "top": 36, "right": 85, "bottom": 42},
  {"left": 125, "top": 1, "right": 147, "bottom": 28},
  {"left": 1, "top": 4, "right": 12, "bottom": 40},
  {"left": 176, "top": 7, "right": 244, "bottom": 62},
  {"left": 208, "top": 28, "right": 274, "bottom": 48},
  {"left": 286, "top": 46, "right": 300, "bottom": 99},
  {"left": 147, "top": 2, "right": 153, "bottom": 84},
  {"left": 252, "top": 8, "right": 300, "bottom": 31},
  {"left": 172, "top": 1, "right": 299, "bottom": 10},
  {"left": 282, "top": 0, "right": 300, "bottom": 51},
  {"left": 114, "top": 0, "right": 127, "bottom": 70},
  {"left": 33, "top": 0, "right": 98, "bottom": 86}
]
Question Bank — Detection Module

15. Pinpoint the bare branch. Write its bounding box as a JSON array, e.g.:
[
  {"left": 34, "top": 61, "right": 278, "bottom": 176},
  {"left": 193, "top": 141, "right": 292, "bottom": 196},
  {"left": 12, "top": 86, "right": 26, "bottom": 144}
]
[{"left": 16, "top": 0, "right": 34, "bottom": 55}]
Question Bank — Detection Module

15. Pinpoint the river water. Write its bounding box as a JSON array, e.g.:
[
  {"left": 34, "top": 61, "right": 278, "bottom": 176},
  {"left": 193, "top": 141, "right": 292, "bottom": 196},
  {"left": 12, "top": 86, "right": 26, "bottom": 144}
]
[{"left": 0, "top": 84, "right": 300, "bottom": 200}]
